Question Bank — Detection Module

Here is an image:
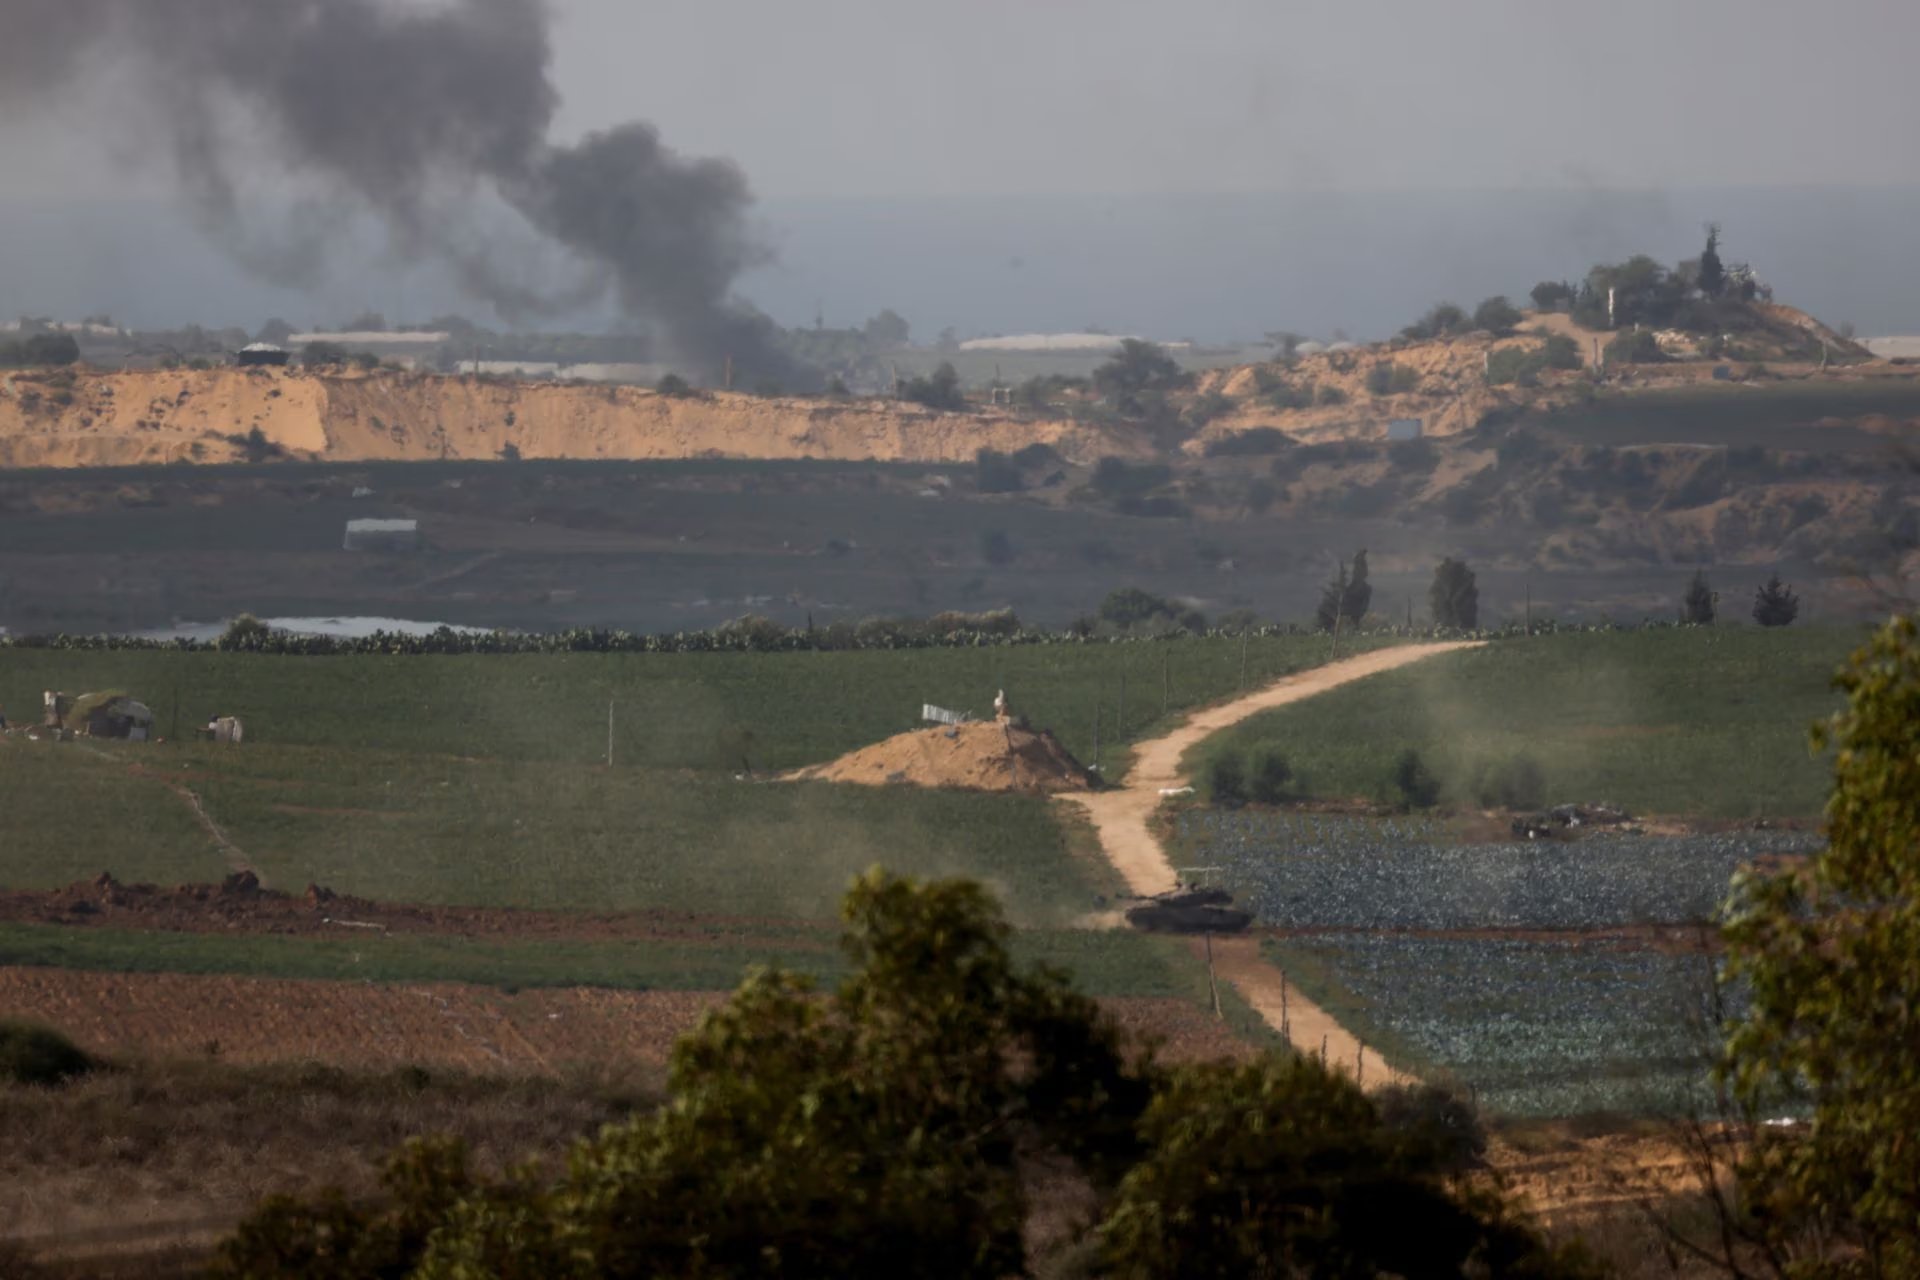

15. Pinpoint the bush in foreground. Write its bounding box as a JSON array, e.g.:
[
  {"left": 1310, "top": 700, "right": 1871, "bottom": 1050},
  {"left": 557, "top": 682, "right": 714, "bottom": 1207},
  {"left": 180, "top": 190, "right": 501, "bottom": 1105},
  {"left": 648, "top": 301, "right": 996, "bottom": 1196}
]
[
  {"left": 0, "top": 1021, "right": 96, "bottom": 1087},
  {"left": 213, "top": 871, "right": 1582, "bottom": 1279}
]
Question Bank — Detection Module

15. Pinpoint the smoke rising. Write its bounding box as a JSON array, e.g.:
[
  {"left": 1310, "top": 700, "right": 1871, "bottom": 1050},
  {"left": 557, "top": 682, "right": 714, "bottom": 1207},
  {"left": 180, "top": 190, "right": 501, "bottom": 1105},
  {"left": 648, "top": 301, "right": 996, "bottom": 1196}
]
[{"left": 0, "top": 0, "right": 797, "bottom": 381}]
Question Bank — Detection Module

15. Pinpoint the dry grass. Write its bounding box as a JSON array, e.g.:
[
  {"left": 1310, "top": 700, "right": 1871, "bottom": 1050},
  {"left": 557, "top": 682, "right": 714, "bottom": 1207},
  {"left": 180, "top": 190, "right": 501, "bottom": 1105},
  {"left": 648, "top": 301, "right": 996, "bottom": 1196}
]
[{"left": 0, "top": 1057, "right": 659, "bottom": 1273}]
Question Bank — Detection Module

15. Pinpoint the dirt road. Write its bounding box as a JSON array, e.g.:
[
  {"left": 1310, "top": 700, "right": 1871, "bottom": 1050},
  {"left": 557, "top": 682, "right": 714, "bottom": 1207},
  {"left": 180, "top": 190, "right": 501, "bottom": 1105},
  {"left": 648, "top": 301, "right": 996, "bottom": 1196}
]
[{"left": 1059, "top": 640, "right": 1483, "bottom": 1083}]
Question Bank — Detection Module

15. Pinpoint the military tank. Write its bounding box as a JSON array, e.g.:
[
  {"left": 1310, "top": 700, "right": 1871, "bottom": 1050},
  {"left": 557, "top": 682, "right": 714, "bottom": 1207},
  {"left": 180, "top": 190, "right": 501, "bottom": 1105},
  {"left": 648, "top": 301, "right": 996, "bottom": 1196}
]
[{"left": 1124, "top": 885, "right": 1253, "bottom": 935}]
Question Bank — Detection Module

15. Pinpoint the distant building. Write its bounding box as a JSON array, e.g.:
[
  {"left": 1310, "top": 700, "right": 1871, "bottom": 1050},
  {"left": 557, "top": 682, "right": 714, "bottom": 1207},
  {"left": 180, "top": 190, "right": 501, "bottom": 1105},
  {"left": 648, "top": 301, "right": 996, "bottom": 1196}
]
[
  {"left": 342, "top": 518, "right": 420, "bottom": 552},
  {"left": 236, "top": 342, "right": 290, "bottom": 368},
  {"left": 1386, "top": 417, "right": 1423, "bottom": 441}
]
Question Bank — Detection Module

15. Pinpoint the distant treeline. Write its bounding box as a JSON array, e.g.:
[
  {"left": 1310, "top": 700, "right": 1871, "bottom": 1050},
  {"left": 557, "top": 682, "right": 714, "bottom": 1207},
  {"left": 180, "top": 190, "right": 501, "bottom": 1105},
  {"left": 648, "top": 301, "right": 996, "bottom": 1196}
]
[{"left": 3, "top": 614, "right": 1704, "bottom": 657}]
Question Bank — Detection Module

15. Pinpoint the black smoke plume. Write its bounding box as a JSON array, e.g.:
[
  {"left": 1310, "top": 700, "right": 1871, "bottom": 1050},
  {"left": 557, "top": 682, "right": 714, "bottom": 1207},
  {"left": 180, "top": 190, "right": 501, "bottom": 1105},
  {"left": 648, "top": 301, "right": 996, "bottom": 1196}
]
[{"left": 0, "top": 0, "right": 800, "bottom": 382}]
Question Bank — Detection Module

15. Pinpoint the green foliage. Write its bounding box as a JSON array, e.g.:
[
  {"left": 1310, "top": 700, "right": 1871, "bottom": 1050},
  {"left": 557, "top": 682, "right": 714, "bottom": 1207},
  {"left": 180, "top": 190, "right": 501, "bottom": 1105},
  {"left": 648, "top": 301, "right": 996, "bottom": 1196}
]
[
  {"left": 900, "top": 362, "right": 965, "bottom": 411},
  {"left": 862, "top": 308, "right": 911, "bottom": 349},
  {"left": 1530, "top": 280, "right": 1576, "bottom": 312},
  {"left": 655, "top": 372, "right": 693, "bottom": 397},
  {"left": 1315, "top": 550, "right": 1372, "bottom": 632},
  {"left": 1401, "top": 302, "right": 1471, "bottom": 341},
  {"left": 0, "top": 1020, "right": 96, "bottom": 1086},
  {"left": 978, "top": 528, "right": 1015, "bottom": 566},
  {"left": 1753, "top": 574, "right": 1800, "bottom": 627},
  {"left": 1472, "top": 296, "right": 1524, "bottom": 335},
  {"left": 1430, "top": 557, "right": 1479, "bottom": 630},
  {"left": 215, "top": 871, "right": 1157, "bottom": 1279},
  {"left": 1092, "top": 339, "right": 1190, "bottom": 406},
  {"left": 1541, "top": 333, "right": 1583, "bottom": 370},
  {"left": 0, "top": 332, "right": 82, "bottom": 367},
  {"left": 1096, "top": 587, "right": 1205, "bottom": 635},
  {"left": 1098, "top": 1054, "right": 1591, "bottom": 1279},
  {"left": 1604, "top": 329, "right": 1666, "bottom": 365},
  {"left": 1207, "top": 754, "right": 1247, "bottom": 808},
  {"left": 1195, "top": 627, "right": 1861, "bottom": 820},
  {"left": 1722, "top": 615, "right": 1920, "bottom": 1276},
  {"left": 1392, "top": 747, "right": 1442, "bottom": 809},
  {"left": 1178, "top": 389, "right": 1230, "bottom": 432},
  {"left": 1697, "top": 223, "right": 1725, "bottom": 299},
  {"left": 1682, "top": 570, "right": 1716, "bottom": 624},
  {"left": 219, "top": 613, "right": 274, "bottom": 650},
  {"left": 1316, "top": 383, "right": 1350, "bottom": 406},
  {"left": 1366, "top": 361, "right": 1419, "bottom": 396},
  {"left": 1202, "top": 427, "right": 1292, "bottom": 457},
  {"left": 301, "top": 341, "right": 350, "bottom": 368},
  {"left": 1370, "top": 1083, "right": 1487, "bottom": 1174},
  {"left": 1246, "top": 749, "right": 1293, "bottom": 805},
  {"left": 1264, "top": 380, "right": 1314, "bottom": 411}
]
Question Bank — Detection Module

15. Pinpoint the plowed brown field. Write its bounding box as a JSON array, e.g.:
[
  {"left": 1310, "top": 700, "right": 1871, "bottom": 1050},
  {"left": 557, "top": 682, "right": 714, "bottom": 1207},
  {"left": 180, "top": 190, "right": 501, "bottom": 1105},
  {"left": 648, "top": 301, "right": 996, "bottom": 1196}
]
[{"left": 0, "top": 968, "right": 1250, "bottom": 1074}]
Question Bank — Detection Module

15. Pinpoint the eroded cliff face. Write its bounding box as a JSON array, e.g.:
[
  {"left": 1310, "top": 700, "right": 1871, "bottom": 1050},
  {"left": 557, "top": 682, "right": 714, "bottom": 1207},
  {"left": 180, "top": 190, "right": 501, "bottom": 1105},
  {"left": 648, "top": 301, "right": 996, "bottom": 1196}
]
[{"left": 0, "top": 367, "right": 1146, "bottom": 468}]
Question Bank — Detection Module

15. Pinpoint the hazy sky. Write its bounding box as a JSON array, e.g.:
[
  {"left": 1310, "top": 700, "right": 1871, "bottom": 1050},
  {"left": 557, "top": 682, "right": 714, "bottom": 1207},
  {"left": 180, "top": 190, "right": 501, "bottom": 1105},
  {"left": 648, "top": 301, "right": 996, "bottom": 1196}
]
[
  {"left": 545, "top": 0, "right": 1920, "bottom": 198},
  {"left": 5, "top": 0, "right": 1919, "bottom": 339}
]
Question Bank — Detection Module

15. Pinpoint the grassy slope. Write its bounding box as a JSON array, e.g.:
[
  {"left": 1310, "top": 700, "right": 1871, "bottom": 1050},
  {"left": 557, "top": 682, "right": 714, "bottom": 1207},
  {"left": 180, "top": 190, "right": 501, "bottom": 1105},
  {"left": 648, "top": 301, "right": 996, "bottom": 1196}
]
[
  {"left": 0, "top": 635, "right": 1395, "bottom": 776},
  {"left": 1194, "top": 626, "right": 1864, "bottom": 818}
]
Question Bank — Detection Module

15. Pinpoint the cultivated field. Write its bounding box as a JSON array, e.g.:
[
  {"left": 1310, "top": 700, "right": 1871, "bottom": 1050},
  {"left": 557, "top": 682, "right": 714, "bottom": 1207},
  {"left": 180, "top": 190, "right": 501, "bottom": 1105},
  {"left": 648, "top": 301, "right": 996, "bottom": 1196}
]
[{"left": 1195, "top": 625, "right": 1863, "bottom": 819}]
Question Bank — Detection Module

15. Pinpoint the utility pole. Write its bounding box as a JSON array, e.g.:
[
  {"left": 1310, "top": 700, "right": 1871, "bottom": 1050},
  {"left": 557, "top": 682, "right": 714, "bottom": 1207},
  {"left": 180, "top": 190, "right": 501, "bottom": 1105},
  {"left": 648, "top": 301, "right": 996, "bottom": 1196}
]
[
  {"left": 1205, "top": 932, "right": 1222, "bottom": 1020},
  {"left": 1239, "top": 631, "right": 1249, "bottom": 691},
  {"left": 606, "top": 699, "right": 615, "bottom": 768},
  {"left": 1525, "top": 585, "right": 1532, "bottom": 634},
  {"left": 1091, "top": 702, "right": 1100, "bottom": 775},
  {"left": 1161, "top": 648, "right": 1170, "bottom": 715},
  {"left": 1117, "top": 674, "right": 1125, "bottom": 738}
]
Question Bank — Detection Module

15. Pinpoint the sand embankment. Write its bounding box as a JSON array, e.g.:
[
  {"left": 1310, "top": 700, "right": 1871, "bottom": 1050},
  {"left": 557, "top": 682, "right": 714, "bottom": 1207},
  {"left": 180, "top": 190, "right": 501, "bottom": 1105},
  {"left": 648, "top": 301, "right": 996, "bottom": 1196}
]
[{"left": 0, "top": 367, "right": 1144, "bottom": 468}]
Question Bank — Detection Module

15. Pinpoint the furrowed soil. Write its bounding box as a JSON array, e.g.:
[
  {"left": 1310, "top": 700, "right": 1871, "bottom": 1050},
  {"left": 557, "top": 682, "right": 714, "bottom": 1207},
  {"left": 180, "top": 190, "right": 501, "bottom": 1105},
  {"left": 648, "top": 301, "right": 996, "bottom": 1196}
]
[{"left": 0, "top": 967, "right": 1249, "bottom": 1075}]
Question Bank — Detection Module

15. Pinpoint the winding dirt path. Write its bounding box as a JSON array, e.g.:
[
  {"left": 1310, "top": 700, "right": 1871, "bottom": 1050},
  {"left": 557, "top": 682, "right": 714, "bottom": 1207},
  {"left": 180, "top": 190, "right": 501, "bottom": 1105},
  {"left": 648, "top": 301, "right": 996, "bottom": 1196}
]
[{"left": 1059, "top": 641, "right": 1483, "bottom": 1084}]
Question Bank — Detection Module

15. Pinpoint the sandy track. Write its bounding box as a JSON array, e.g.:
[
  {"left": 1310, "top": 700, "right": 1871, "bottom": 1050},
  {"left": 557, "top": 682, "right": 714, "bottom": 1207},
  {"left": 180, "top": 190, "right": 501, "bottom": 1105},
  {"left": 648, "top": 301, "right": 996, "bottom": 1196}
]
[{"left": 1059, "top": 641, "right": 1482, "bottom": 1083}]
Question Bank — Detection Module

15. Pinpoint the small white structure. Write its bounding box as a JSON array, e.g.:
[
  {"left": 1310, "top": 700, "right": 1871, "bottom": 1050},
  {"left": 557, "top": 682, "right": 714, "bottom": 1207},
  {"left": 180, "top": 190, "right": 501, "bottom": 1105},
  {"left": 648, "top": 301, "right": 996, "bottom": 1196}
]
[
  {"left": 1386, "top": 417, "right": 1423, "bottom": 442},
  {"left": 342, "top": 518, "right": 420, "bottom": 552}
]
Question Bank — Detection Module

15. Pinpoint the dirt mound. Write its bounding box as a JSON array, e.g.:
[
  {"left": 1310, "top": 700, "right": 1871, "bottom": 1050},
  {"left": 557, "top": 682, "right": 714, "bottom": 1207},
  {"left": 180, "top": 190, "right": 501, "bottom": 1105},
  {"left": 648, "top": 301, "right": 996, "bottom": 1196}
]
[
  {"left": 0, "top": 367, "right": 1149, "bottom": 469},
  {"left": 790, "top": 719, "right": 1094, "bottom": 794}
]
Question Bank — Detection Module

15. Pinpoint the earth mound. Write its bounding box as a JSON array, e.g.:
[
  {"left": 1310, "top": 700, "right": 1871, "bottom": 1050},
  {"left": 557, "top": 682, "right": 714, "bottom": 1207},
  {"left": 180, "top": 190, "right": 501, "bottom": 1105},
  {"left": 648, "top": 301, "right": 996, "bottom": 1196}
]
[{"left": 791, "top": 720, "right": 1094, "bottom": 794}]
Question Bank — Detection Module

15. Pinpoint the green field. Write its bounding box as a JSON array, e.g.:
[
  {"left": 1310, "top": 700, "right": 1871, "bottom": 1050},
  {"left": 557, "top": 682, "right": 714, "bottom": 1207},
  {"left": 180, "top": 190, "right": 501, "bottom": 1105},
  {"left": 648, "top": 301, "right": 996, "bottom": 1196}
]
[
  {"left": 0, "top": 741, "right": 1116, "bottom": 925},
  {"left": 0, "top": 634, "right": 1394, "bottom": 776},
  {"left": 1193, "top": 626, "right": 1864, "bottom": 818}
]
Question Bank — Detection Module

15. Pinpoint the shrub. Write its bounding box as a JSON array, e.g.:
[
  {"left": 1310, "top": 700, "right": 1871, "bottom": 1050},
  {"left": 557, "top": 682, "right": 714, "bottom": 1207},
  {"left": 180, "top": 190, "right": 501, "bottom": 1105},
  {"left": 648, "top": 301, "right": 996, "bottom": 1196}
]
[
  {"left": 1090, "top": 457, "right": 1172, "bottom": 498},
  {"left": 974, "top": 448, "right": 1023, "bottom": 494},
  {"left": 900, "top": 362, "right": 965, "bottom": 410},
  {"left": 0, "top": 1021, "right": 95, "bottom": 1086},
  {"left": 1316, "top": 384, "right": 1350, "bottom": 406},
  {"left": 1203, "top": 427, "right": 1292, "bottom": 458},
  {"left": 1265, "top": 381, "right": 1314, "bottom": 411},
  {"left": 1471, "top": 296, "right": 1523, "bottom": 334},
  {"left": 1208, "top": 755, "right": 1247, "bottom": 808},
  {"left": 1392, "top": 748, "right": 1442, "bottom": 809},
  {"left": 1603, "top": 330, "right": 1665, "bottom": 365},
  {"left": 656, "top": 373, "right": 693, "bottom": 397},
  {"left": 1247, "top": 750, "right": 1293, "bottom": 805},
  {"left": 1184, "top": 390, "right": 1234, "bottom": 429},
  {"left": 1473, "top": 754, "right": 1547, "bottom": 810},
  {"left": 1372, "top": 1084, "right": 1487, "bottom": 1174},
  {"left": 1366, "top": 362, "right": 1420, "bottom": 396},
  {"left": 1541, "top": 333, "right": 1583, "bottom": 370}
]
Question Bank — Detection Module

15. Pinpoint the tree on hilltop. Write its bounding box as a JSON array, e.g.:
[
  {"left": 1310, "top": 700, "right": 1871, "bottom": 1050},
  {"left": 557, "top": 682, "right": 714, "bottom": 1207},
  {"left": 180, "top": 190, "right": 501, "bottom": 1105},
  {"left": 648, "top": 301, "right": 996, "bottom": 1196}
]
[
  {"left": 1472, "top": 296, "right": 1523, "bottom": 335},
  {"left": 1697, "top": 223, "right": 1726, "bottom": 299},
  {"left": 1093, "top": 339, "right": 1189, "bottom": 403}
]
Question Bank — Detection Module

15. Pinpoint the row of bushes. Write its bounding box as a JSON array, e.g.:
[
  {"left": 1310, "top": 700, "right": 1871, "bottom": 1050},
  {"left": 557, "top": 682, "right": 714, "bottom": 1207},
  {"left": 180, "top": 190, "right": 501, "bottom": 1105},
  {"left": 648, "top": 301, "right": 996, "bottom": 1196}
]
[
  {"left": 1209, "top": 745, "right": 1547, "bottom": 813},
  {"left": 1, "top": 615, "right": 1731, "bottom": 658}
]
